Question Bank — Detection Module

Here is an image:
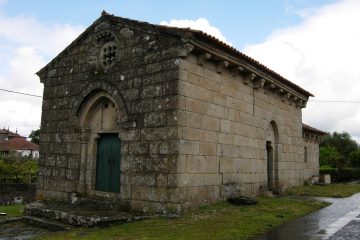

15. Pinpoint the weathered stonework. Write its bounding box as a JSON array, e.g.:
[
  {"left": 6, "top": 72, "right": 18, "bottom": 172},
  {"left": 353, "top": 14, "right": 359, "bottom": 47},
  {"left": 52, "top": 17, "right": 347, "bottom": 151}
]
[{"left": 36, "top": 13, "right": 324, "bottom": 214}]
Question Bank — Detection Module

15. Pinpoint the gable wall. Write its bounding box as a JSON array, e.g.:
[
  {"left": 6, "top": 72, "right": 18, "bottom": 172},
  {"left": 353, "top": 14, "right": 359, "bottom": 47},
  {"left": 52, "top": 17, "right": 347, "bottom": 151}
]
[{"left": 37, "top": 19, "right": 188, "bottom": 212}]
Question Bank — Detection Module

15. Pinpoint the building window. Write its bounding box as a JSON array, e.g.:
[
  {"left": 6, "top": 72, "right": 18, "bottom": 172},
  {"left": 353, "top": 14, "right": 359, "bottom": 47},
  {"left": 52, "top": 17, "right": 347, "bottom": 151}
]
[{"left": 304, "top": 147, "right": 308, "bottom": 163}]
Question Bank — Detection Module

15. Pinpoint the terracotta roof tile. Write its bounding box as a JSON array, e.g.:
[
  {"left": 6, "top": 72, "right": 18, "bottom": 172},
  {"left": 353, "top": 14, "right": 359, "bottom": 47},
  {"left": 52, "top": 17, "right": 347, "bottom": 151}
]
[{"left": 0, "top": 136, "right": 39, "bottom": 151}]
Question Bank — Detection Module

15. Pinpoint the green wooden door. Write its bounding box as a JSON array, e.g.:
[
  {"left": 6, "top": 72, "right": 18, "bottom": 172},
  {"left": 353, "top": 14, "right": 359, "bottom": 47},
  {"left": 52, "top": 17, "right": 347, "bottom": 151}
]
[{"left": 95, "top": 134, "right": 121, "bottom": 193}]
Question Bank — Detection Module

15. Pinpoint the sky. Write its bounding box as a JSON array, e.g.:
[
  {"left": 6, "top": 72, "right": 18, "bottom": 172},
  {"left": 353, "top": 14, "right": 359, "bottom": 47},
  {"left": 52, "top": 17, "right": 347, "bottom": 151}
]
[{"left": 0, "top": 0, "right": 360, "bottom": 142}]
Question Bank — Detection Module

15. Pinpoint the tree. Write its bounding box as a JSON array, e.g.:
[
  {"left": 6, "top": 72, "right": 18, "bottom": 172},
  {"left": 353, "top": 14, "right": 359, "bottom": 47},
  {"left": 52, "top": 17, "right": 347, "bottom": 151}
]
[
  {"left": 29, "top": 129, "right": 40, "bottom": 145},
  {"left": 349, "top": 150, "right": 360, "bottom": 168},
  {"left": 320, "top": 131, "right": 359, "bottom": 167},
  {"left": 319, "top": 146, "right": 344, "bottom": 168}
]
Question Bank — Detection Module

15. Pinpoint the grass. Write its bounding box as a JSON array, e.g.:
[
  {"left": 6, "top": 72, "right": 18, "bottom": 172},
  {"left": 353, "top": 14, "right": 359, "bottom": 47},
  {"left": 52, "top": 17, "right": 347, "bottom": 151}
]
[
  {"left": 36, "top": 197, "right": 327, "bottom": 240},
  {"left": 0, "top": 204, "right": 24, "bottom": 217},
  {"left": 285, "top": 183, "right": 360, "bottom": 198}
]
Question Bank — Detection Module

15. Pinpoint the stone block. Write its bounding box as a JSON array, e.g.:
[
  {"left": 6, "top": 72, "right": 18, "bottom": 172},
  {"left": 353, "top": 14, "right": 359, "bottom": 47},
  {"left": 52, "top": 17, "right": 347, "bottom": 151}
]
[
  {"left": 205, "top": 156, "right": 219, "bottom": 173},
  {"left": 178, "top": 140, "right": 199, "bottom": 155},
  {"left": 176, "top": 155, "right": 187, "bottom": 173},
  {"left": 185, "top": 111, "right": 203, "bottom": 129},
  {"left": 204, "top": 131, "right": 218, "bottom": 143},
  {"left": 203, "top": 116, "right": 220, "bottom": 131},
  {"left": 199, "top": 142, "right": 216, "bottom": 156},
  {"left": 187, "top": 155, "right": 205, "bottom": 173},
  {"left": 220, "top": 157, "right": 235, "bottom": 173},
  {"left": 182, "top": 127, "right": 203, "bottom": 141},
  {"left": 207, "top": 104, "right": 224, "bottom": 118},
  {"left": 186, "top": 98, "right": 208, "bottom": 114}
]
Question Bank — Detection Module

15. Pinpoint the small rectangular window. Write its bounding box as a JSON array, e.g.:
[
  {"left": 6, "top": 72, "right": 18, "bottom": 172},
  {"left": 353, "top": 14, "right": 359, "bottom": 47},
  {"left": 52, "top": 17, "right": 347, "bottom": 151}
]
[{"left": 304, "top": 147, "right": 308, "bottom": 163}]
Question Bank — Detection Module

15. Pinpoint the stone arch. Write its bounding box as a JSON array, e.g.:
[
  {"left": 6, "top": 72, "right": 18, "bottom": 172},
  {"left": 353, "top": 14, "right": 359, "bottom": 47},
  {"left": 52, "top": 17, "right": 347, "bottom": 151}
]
[
  {"left": 265, "top": 120, "right": 280, "bottom": 192},
  {"left": 75, "top": 82, "right": 128, "bottom": 195},
  {"left": 79, "top": 90, "right": 127, "bottom": 130},
  {"left": 73, "top": 80, "right": 128, "bottom": 124}
]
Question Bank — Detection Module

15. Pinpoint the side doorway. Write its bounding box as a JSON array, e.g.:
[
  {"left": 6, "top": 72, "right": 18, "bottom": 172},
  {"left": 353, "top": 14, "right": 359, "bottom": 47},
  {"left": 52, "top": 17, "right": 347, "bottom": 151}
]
[
  {"left": 266, "top": 141, "right": 273, "bottom": 191},
  {"left": 265, "top": 121, "right": 279, "bottom": 192},
  {"left": 95, "top": 134, "right": 121, "bottom": 193}
]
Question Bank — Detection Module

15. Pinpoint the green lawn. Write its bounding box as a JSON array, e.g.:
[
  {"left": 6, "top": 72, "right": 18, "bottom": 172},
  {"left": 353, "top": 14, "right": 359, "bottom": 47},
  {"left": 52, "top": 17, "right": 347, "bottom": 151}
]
[
  {"left": 37, "top": 197, "right": 327, "bottom": 240},
  {"left": 0, "top": 204, "right": 24, "bottom": 217},
  {"left": 285, "top": 183, "right": 360, "bottom": 198}
]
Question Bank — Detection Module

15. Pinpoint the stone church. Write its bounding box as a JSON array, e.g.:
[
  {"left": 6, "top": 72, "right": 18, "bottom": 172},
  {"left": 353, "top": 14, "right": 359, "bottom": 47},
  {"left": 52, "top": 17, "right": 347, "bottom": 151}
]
[{"left": 36, "top": 12, "right": 324, "bottom": 213}]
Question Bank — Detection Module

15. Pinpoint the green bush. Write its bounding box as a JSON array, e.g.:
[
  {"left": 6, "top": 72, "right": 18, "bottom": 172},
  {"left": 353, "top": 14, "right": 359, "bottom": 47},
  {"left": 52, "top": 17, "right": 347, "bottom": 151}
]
[
  {"left": 0, "top": 154, "right": 38, "bottom": 183},
  {"left": 320, "top": 168, "right": 360, "bottom": 182}
]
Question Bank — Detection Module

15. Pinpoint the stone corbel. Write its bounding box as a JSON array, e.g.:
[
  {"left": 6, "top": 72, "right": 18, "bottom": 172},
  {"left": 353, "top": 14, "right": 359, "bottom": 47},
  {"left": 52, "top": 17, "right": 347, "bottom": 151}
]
[
  {"left": 244, "top": 73, "right": 256, "bottom": 85},
  {"left": 282, "top": 92, "right": 291, "bottom": 102},
  {"left": 174, "top": 43, "right": 194, "bottom": 58},
  {"left": 253, "top": 78, "right": 266, "bottom": 89},
  {"left": 276, "top": 88, "right": 285, "bottom": 99},
  {"left": 216, "top": 60, "right": 229, "bottom": 74},
  {"left": 230, "top": 66, "right": 245, "bottom": 77},
  {"left": 197, "top": 53, "right": 211, "bottom": 66},
  {"left": 296, "top": 99, "right": 303, "bottom": 108},
  {"left": 302, "top": 101, "right": 307, "bottom": 108}
]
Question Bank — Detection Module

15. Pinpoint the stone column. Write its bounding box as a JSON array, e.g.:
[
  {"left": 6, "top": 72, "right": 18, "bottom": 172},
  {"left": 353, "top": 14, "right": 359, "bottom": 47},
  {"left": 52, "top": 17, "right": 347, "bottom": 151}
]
[{"left": 77, "top": 132, "right": 89, "bottom": 193}]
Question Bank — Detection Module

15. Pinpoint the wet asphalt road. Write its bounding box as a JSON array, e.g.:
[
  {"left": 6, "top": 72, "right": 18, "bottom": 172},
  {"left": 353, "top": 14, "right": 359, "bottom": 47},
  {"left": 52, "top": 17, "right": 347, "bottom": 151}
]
[{"left": 252, "top": 193, "right": 360, "bottom": 240}]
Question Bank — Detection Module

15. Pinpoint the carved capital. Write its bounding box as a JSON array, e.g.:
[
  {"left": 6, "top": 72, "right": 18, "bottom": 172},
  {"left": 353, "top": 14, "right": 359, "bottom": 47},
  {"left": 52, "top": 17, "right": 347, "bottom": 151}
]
[
  {"left": 197, "top": 53, "right": 211, "bottom": 66},
  {"left": 78, "top": 134, "right": 88, "bottom": 143}
]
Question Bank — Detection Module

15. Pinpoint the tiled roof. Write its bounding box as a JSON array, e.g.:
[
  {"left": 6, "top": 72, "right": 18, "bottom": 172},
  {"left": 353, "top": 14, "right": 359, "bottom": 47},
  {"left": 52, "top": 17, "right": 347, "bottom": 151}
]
[
  {"left": 0, "top": 128, "right": 20, "bottom": 137},
  {"left": 182, "top": 30, "right": 314, "bottom": 97},
  {"left": 0, "top": 136, "right": 39, "bottom": 151},
  {"left": 302, "top": 123, "right": 326, "bottom": 135},
  {"left": 38, "top": 13, "right": 314, "bottom": 98}
]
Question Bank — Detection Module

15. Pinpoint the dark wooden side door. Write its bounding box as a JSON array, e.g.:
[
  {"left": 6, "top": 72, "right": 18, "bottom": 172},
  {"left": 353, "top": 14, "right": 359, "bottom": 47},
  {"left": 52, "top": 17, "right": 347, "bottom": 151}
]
[{"left": 95, "top": 134, "right": 121, "bottom": 193}]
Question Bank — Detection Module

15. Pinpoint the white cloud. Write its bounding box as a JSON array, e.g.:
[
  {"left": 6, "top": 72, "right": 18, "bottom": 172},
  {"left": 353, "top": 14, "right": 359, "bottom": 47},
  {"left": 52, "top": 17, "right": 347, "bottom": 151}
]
[
  {"left": 243, "top": 0, "right": 360, "bottom": 142},
  {"left": 0, "top": 14, "right": 84, "bottom": 137},
  {"left": 160, "top": 18, "right": 232, "bottom": 45}
]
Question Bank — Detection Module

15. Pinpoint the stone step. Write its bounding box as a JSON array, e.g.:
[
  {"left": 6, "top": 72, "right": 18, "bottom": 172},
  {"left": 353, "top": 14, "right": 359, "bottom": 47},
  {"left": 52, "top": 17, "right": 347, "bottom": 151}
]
[
  {"left": 22, "top": 216, "right": 71, "bottom": 231},
  {"left": 25, "top": 204, "right": 157, "bottom": 227}
]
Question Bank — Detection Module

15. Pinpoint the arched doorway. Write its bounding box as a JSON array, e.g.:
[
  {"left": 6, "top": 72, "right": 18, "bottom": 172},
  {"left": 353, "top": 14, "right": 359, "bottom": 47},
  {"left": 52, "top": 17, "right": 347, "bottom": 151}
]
[
  {"left": 78, "top": 91, "right": 124, "bottom": 194},
  {"left": 265, "top": 121, "right": 279, "bottom": 191}
]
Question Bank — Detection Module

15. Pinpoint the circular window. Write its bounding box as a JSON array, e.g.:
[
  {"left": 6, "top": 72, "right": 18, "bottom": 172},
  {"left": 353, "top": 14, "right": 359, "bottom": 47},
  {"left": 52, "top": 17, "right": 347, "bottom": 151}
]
[{"left": 99, "top": 41, "right": 118, "bottom": 69}]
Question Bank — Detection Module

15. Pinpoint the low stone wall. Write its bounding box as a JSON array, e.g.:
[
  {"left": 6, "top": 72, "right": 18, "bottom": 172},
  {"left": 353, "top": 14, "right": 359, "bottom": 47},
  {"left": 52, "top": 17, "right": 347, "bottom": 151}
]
[{"left": 0, "top": 183, "right": 36, "bottom": 205}]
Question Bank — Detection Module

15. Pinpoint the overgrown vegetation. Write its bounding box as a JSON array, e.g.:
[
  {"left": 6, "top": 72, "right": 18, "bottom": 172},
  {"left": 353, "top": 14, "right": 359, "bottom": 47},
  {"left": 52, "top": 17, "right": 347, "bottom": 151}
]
[
  {"left": 285, "top": 183, "right": 360, "bottom": 198},
  {"left": 0, "top": 154, "right": 38, "bottom": 183},
  {"left": 37, "top": 197, "right": 327, "bottom": 240}
]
